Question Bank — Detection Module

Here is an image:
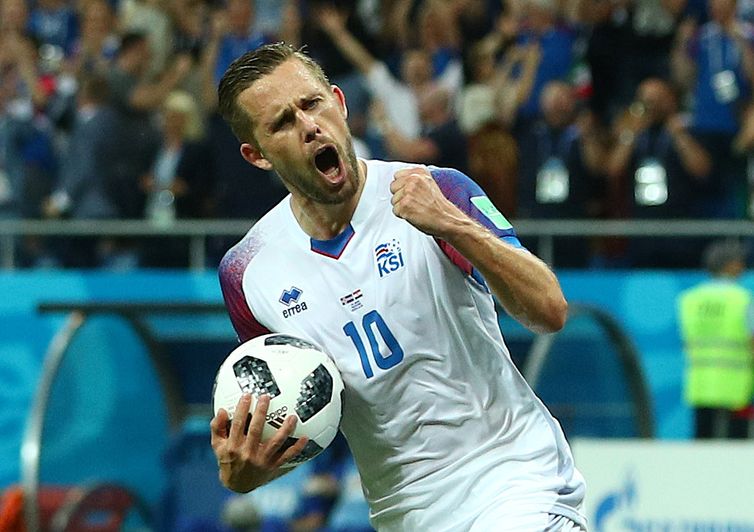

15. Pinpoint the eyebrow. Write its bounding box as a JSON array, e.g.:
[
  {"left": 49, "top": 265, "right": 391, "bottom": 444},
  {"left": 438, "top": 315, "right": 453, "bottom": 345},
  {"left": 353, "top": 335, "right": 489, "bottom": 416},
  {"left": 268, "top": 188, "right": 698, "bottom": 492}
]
[
  {"left": 267, "top": 92, "right": 323, "bottom": 132},
  {"left": 269, "top": 107, "right": 295, "bottom": 132}
]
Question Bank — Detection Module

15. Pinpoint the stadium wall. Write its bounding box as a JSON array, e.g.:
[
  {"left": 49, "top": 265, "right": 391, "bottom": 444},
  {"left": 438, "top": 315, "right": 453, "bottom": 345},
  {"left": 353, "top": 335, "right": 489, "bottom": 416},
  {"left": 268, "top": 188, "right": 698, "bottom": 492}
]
[{"left": 0, "top": 269, "right": 751, "bottom": 500}]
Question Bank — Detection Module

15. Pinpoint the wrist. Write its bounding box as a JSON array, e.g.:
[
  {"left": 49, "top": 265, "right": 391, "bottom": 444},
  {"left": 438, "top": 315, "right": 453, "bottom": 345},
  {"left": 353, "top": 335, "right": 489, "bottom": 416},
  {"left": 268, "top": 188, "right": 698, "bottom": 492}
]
[{"left": 437, "top": 212, "right": 486, "bottom": 248}]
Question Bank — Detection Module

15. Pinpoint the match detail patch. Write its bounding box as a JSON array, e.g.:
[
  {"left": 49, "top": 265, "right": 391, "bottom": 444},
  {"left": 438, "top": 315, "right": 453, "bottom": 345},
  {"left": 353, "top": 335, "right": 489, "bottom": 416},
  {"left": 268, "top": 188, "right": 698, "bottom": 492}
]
[{"left": 470, "top": 196, "right": 512, "bottom": 230}]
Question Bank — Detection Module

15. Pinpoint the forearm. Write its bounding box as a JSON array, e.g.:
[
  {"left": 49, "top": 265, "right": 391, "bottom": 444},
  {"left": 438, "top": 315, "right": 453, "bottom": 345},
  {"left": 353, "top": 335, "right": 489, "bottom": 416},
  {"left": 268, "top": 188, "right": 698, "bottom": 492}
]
[
  {"left": 443, "top": 217, "right": 568, "bottom": 333},
  {"left": 671, "top": 49, "right": 695, "bottom": 90},
  {"left": 606, "top": 134, "right": 635, "bottom": 179},
  {"left": 672, "top": 130, "right": 711, "bottom": 177},
  {"left": 580, "top": 134, "right": 606, "bottom": 173},
  {"left": 382, "top": 123, "right": 437, "bottom": 161},
  {"left": 130, "top": 62, "right": 187, "bottom": 110},
  {"left": 199, "top": 40, "right": 221, "bottom": 112},
  {"left": 325, "top": 27, "right": 375, "bottom": 75}
]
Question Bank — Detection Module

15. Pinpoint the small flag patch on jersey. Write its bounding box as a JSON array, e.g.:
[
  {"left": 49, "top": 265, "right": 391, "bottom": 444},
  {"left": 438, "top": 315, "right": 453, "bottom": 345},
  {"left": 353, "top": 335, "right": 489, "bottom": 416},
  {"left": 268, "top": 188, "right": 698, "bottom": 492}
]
[
  {"left": 340, "top": 289, "right": 363, "bottom": 311},
  {"left": 470, "top": 196, "right": 512, "bottom": 230}
]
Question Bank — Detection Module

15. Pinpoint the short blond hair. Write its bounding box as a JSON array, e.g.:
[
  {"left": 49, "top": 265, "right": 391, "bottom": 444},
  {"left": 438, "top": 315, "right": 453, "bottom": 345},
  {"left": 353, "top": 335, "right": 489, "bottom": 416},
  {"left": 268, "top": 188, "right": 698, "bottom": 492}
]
[{"left": 163, "top": 90, "right": 204, "bottom": 142}]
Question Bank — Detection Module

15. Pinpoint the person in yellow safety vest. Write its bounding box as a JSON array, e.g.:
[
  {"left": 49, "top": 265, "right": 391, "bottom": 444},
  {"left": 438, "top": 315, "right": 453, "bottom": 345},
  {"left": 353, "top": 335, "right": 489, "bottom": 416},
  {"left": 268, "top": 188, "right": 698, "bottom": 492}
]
[{"left": 678, "top": 239, "right": 754, "bottom": 439}]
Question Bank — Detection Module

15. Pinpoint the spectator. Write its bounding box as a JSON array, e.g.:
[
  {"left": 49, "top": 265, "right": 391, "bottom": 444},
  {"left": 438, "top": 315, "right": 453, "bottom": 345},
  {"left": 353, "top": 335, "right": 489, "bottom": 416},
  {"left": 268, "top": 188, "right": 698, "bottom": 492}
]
[
  {"left": 578, "top": 0, "right": 681, "bottom": 122},
  {"left": 103, "top": 32, "right": 192, "bottom": 219},
  {"left": 299, "top": 0, "right": 374, "bottom": 133},
  {"left": 466, "top": 122, "right": 519, "bottom": 218},
  {"left": 458, "top": 16, "right": 517, "bottom": 136},
  {"left": 372, "top": 84, "right": 468, "bottom": 171},
  {"left": 672, "top": 0, "right": 754, "bottom": 218},
  {"left": 316, "top": 4, "right": 430, "bottom": 140},
  {"left": 118, "top": 0, "right": 173, "bottom": 77},
  {"left": 169, "top": 0, "right": 215, "bottom": 115},
  {"left": 575, "top": 0, "right": 635, "bottom": 124},
  {"left": 68, "top": 0, "right": 119, "bottom": 78},
  {"left": 42, "top": 75, "right": 118, "bottom": 267},
  {"left": 27, "top": 0, "right": 79, "bottom": 58},
  {"left": 140, "top": 90, "right": 207, "bottom": 266},
  {"left": 210, "top": 0, "right": 271, "bottom": 86},
  {"left": 414, "top": 0, "right": 465, "bottom": 95},
  {"left": 607, "top": 77, "right": 711, "bottom": 218},
  {"left": 141, "top": 91, "right": 206, "bottom": 225},
  {"left": 201, "top": 0, "right": 299, "bottom": 112},
  {"left": 517, "top": 80, "right": 606, "bottom": 266},
  {"left": 677, "top": 239, "right": 754, "bottom": 439},
  {"left": 607, "top": 78, "right": 712, "bottom": 267},
  {"left": 508, "top": 0, "right": 576, "bottom": 128},
  {"left": 0, "top": 0, "right": 49, "bottom": 221}
]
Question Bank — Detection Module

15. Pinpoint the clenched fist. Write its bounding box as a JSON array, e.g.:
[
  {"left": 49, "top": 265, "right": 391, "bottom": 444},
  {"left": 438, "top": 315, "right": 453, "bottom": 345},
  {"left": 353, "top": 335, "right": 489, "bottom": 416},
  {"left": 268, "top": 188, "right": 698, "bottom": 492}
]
[{"left": 389, "top": 167, "right": 470, "bottom": 240}]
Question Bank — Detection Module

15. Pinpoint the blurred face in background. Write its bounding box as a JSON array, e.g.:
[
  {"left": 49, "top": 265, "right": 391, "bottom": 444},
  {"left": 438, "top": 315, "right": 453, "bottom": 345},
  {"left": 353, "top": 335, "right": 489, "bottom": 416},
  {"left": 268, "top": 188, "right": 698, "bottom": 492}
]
[
  {"left": 227, "top": 0, "right": 255, "bottom": 35},
  {"left": 709, "top": 0, "right": 737, "bottom": 24},
  {"left": 468, "top": 42, "right": 496, "bottom": 83},
  {"left": 128, "top": 38, "right": 152, "bottom": 75},
  {"left": 402, "top": 50, "right": 433, "bottom": 89},
  {"left": 1, "top": 0, "right": 28, "bottom": 32},
  {"left": 82, "top": 0, "right": 114, "bottom": 37},
  {"left": 636, "top": 78, "right": 676, "bottom": 125},
  {"left": 524, "top": 0, "right": 557, "bottom": 32},
  {"left": 418, "top": 0, "right": 458, "bottom": 50},
  {"left": 540, "top": 81, "right": 575, "bottom": 128}
]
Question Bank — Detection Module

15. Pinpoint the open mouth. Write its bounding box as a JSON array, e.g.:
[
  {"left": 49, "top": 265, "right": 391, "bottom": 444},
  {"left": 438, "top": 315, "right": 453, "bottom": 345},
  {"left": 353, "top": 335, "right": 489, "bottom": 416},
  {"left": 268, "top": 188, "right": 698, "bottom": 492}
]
[{"left": 314, "top": 145, "right": 341, "bottom": 179}]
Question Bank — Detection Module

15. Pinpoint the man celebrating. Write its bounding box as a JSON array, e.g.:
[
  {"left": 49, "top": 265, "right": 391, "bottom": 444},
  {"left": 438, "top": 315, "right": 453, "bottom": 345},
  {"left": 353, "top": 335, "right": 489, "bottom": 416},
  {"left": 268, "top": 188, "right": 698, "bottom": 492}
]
[{"left": 210, "top": 43, "right": 586, "bottom": 531}]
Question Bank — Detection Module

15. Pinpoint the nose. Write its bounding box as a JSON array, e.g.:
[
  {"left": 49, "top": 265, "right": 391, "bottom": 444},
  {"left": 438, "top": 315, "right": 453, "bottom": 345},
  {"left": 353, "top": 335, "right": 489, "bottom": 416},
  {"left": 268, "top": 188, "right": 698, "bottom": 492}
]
[{"left": 297, "top": 110, "right": 320, "bottom": 143}]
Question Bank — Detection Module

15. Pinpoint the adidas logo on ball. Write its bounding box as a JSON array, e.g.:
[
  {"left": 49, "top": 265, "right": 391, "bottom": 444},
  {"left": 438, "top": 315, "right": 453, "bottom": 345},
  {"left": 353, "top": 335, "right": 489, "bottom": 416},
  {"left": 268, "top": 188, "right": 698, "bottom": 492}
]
[{"left": 265, "top": 405, "right": 289, "bottom": 428}]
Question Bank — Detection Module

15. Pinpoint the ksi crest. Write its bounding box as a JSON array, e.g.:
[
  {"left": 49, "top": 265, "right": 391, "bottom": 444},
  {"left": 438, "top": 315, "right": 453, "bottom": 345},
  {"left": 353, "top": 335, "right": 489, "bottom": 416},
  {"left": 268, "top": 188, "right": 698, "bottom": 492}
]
[{"left": 374, "top": 239, "right": 404, "bottom": 278}]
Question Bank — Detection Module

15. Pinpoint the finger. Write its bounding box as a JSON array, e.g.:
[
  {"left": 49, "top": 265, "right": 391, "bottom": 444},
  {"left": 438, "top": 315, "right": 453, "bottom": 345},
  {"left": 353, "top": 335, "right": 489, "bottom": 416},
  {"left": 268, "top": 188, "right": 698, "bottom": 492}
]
[
  {"left": 394, "top": 166, "right": 425, "bottom": 180},
  {"left": 245, "top": 394, "right": 271, "bottom": 449},
  {"left": 260, "top": 413, "right": 299, "bottom": 459},
  {"left": 210, "top": 408, "right": 230, "bottom": 449},
  {"left": 229, "top": 393, "right": 252, "bottom": 445},
  {"left": 391, "top": 186, "right": 404, "bottom": 207},
  {"left": 390, "top": 172, "right": 412, "bottom": 194},
  {"left": 274, "top": 435, "right": 311, "bottom": 469}
]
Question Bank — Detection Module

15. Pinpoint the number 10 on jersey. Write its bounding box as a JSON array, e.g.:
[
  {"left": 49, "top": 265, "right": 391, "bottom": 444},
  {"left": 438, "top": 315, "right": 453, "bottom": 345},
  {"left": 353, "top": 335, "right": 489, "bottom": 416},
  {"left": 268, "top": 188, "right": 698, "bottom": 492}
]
[{"left": 343, "top": 310, "right": 404, "bottom": 378}]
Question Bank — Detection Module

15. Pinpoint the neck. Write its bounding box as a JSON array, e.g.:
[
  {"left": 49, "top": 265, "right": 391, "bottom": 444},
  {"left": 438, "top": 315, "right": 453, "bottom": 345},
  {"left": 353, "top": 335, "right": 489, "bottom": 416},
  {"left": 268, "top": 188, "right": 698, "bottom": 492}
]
[{"left": 291, "top": 159, "right": 367, "bottom": 240}]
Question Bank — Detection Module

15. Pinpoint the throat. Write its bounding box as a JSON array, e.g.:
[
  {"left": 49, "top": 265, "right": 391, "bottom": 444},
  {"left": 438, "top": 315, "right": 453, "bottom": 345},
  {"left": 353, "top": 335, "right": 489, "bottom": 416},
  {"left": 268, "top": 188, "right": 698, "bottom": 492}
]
[{"left": 291, "top": 198, "right": 355, "bottom": 240}]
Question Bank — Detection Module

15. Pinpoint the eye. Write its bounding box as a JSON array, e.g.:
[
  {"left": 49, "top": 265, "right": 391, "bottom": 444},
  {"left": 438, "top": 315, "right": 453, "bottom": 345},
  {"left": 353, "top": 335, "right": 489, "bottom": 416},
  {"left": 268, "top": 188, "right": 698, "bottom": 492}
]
[
  {"left": 271, "top": 114, "right": 293, "bottom": 132},
  {"left": 303, "top": 97, "right": 321, "bottom": 110}
]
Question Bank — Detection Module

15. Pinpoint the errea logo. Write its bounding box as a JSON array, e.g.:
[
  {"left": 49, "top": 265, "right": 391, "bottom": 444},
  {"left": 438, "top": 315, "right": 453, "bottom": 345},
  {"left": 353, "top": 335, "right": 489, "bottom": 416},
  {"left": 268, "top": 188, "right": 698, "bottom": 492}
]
[{"left": 279, "top": 286, "right": 308, "bottom": 318}]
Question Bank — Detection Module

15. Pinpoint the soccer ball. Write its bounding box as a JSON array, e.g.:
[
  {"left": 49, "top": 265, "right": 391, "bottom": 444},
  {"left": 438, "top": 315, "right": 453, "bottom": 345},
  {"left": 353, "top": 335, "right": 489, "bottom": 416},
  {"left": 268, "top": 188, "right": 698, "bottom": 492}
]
[{"left": 212, "top": 333, "right": 344, "bottom": 467}]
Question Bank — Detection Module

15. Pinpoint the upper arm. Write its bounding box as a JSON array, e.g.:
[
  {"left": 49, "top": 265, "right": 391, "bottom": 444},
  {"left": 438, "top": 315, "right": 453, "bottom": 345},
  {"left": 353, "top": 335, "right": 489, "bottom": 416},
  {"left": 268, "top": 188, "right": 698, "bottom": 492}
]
[{"left": 218, "top": 243, "right": 271, "bottom": 342}]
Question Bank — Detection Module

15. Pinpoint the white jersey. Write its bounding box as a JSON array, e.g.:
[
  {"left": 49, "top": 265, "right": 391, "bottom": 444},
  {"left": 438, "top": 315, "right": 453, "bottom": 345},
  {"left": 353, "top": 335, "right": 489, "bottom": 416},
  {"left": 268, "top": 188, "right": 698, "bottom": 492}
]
[{"left": 219, "top": 159, "right": 586, "bottom": 531}]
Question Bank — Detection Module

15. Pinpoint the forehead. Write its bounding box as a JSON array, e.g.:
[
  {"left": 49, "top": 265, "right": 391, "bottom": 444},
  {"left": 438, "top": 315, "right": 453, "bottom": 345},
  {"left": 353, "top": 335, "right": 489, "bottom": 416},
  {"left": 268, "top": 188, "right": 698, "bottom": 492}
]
[{"left": 238, "top": 59, "right": 327, "bottom": 120}]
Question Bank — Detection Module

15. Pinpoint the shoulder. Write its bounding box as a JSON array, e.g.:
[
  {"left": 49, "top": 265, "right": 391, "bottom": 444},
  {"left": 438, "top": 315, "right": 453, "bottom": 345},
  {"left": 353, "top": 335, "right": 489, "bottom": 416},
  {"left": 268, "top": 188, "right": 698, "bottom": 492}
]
[
  {"left": 428, "top": 166, "right": 520, "bottom": 242},
  {"left": 218, "top": 204, "right": 288, "bottom": 285},
  {"left": 428, "top": 166, "right": 487, "bottom": 209}
]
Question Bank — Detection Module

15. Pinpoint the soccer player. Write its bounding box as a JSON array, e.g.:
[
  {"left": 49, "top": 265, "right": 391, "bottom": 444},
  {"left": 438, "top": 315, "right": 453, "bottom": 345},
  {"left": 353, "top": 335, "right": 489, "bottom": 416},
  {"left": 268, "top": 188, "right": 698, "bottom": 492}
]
[{"left": 210, "top": 43, "right": 586, "bottom": 531}]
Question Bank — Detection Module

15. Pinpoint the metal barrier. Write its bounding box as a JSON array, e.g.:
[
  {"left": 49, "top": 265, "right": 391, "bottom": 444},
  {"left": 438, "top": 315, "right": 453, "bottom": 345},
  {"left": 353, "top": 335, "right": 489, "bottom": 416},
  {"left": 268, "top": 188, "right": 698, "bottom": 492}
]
[
  {"left": 22, "top": 302, "right": 229, "bottom": 532},
  {"left": 523, "top": 303, "right": 655, "bottom": 438},
  {"left": 3, "top": 218, "right": 754, "bottom": 270}
]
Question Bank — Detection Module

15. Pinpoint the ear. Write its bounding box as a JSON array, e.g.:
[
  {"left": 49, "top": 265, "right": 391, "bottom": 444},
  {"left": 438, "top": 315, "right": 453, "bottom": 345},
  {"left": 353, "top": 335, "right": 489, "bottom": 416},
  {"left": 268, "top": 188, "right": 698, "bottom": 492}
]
[
  {"left": 240, "top": 142, "right": 273, "bottom": 171},
  {"left": 332, "top": 85, "right": 348, "bottom": 120}
]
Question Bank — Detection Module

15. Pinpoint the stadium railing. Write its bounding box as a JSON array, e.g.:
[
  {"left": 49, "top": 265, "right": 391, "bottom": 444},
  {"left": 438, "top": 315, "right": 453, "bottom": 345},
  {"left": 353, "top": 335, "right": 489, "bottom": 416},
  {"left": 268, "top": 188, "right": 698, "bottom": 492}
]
[{"left": 2, "top": 218, "right": 754, "bottom": 269}]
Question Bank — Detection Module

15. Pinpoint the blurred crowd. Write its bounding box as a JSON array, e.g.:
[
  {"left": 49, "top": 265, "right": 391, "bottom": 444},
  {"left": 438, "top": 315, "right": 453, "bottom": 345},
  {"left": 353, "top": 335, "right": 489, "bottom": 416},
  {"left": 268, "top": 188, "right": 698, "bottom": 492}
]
[{"left": 1, "top": 0, "right": 753, "bottom": 268}]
